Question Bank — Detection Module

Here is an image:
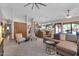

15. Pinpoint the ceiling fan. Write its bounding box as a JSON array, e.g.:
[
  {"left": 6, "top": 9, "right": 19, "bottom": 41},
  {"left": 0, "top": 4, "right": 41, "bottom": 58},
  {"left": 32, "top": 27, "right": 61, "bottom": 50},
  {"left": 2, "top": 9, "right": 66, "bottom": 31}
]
[{"left": 24, "top": 3, "right": 47, "bottom": 9}]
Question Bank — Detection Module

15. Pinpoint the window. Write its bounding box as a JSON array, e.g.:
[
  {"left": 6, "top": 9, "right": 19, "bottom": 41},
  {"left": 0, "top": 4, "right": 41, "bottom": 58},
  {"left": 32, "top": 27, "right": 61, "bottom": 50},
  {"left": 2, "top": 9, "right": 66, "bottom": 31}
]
[
  {"left": 72, "top": 24, "right": 79, "bottom": 34},
  {"left": 63, "top": 24, "right": 71, "bottom": 33},
  {"left": 63, "top": 23, "right": 79, "bottom": 34},
  {"left": 55, "top": 22, "right": 79, "bottom": 35},
  {"left": 72, "top": 24, "right": 77, "bottom": 34}
]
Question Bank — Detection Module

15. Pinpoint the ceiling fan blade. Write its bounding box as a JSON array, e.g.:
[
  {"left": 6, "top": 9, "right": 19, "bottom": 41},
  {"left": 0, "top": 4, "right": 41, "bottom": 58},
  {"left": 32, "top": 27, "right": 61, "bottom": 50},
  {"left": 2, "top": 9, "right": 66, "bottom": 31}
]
[
  {"left": 38, "top": 3, "right": 46, "bottom": 6},
  {"left": 35, "top": 3, "right": 40, "bottom": 9},
  {"left": 24, "top": 3, "right": 31, "bottom": 7},
  {"left": 32, "top": 3, "right": 34, "bottom": 9}
]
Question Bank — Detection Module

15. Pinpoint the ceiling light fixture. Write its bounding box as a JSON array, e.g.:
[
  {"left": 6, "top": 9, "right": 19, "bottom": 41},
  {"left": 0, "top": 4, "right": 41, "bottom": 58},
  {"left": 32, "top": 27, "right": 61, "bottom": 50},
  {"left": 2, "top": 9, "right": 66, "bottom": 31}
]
[{"left": 66, "top": 9, "right": 72, "bottom": 18}]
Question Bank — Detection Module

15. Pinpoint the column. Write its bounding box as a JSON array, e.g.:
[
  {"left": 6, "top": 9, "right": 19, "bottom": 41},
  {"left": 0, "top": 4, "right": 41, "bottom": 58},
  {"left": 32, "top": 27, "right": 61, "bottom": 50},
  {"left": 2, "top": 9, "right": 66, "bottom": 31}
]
[{"left": 61, "top": 23, "right": 63, "bottom": 33}]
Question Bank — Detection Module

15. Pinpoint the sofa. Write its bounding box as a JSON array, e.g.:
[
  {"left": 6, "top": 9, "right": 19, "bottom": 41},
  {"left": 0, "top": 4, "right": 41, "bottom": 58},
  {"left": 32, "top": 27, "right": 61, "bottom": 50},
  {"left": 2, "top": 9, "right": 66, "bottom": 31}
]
[
  {"left": 43, "top": 34, "right": 52, "bottom": 43},
  {"left": 54, "top": 33, "right": 60, "bottom": 40},
  {"left": 43, "top": 33, "right": 77, "bottom": 56},
  {"left": 56, "top": 34, "right": 77, "bottom": 56}
]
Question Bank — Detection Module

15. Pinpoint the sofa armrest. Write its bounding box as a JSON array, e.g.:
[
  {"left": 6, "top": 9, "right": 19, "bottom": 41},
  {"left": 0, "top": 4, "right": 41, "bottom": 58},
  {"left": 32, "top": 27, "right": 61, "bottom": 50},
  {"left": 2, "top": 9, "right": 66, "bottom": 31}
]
[{"left": 50, "top": 39, "right": 61, "bottom": 44}]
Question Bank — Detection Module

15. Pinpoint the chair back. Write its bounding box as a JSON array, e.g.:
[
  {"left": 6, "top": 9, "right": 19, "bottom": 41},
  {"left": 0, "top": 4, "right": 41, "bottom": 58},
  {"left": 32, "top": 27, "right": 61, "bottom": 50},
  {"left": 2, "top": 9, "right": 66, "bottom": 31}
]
[{"left": 15, "top": 33, "right": 23, "bottom": 41}]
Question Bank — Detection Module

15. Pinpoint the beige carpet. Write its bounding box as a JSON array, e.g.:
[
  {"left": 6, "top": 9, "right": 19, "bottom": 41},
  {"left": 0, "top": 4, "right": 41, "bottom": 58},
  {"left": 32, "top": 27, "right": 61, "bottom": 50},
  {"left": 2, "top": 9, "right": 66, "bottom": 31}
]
[{"left": 3, "top": 38, "right": 57, "bottom": 56}]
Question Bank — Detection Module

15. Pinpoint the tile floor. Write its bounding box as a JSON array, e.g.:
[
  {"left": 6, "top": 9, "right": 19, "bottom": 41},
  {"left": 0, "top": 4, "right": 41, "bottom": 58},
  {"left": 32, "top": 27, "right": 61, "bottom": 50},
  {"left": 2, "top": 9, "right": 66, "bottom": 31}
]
[{"left": 3, "top": 38, "right": 58, "bottom": 56}]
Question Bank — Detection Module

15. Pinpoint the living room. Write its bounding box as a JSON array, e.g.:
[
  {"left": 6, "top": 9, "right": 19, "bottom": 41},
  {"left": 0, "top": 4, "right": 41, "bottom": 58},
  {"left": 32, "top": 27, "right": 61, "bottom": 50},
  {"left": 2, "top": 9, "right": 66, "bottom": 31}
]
[{"left": 0, "top": 3, "right": 79, "bottom": 56}]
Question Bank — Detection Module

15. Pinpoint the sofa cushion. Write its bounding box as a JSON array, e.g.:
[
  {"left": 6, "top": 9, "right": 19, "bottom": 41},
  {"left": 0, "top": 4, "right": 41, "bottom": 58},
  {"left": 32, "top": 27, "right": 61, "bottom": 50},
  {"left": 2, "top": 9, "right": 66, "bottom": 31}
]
[
  {"left": 56, "top": 41, "right": 77, "bottom": 55},
  {"left": 66, "top": 34, "right": 77, "bottom": 43},
  {"left": 60, "top": 33, "right": 66, "bottom": 41}
]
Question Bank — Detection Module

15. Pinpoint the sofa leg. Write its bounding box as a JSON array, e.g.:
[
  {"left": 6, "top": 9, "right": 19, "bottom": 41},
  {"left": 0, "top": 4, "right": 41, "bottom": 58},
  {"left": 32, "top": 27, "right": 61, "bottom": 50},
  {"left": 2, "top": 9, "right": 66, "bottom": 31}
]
[
  {"left": 56, "top": 52, "right": 59, "bottom": 54},
  {"left": 36, "top": 38, "right": 37, "bottom": 40},
  {"left": 18, "top": 42, "right": 20, "bottom": 44}
]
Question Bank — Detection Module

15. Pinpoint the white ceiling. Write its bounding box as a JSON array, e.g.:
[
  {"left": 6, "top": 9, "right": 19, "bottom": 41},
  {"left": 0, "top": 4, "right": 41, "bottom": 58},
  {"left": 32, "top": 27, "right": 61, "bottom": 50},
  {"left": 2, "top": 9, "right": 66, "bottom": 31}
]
[{"left": 0, "top": 3, "right": 79, "bottom": 23}]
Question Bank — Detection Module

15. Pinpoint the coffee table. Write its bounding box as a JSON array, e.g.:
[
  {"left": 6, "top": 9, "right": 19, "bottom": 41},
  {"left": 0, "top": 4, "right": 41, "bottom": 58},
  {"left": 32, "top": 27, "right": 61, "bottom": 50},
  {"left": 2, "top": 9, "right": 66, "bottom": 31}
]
[{"left": 45, "top": 40, "right": 56, "bottom": 55}]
